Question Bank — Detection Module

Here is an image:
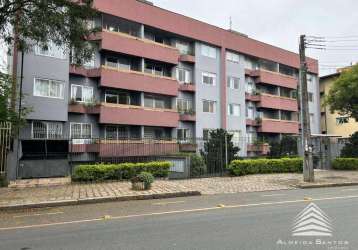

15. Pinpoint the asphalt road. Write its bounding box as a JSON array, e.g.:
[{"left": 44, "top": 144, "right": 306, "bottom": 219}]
[{"left": 1, "top": 186, "right": 358, "bottom": 250}]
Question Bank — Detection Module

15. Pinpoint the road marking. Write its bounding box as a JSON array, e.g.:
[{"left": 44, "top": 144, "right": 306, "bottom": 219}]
[
  {"left": 2, "top": 194, "right": 358, "bottom": 231},
  {"left": 13, "top": 212, "right": 64, "bottom": 218},
  {"left": 262, "top": 194, "right": 286, "bottom": 197},
  {"left": 341, "top": 188, "right": 358, "bottom": 192},
  {"left": 152, "top": 201, "right": 185, "bottom": 206}
]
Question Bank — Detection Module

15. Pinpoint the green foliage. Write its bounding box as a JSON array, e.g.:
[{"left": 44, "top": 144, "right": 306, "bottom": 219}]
[
  {"left": 72, "top": 161, "right": 171, "bottom": 182},
  {"left": 228, "top": 158, "right": 303, "bottom": 176},
  {"left": 131, "top": 172, "right": 154, "bottom": 190},
  {"left": 341, "top": 132, "right": 358, "bottom": 157},
  {"left": 0, "top": 174, "right": 7, "bottom": 187},
  {"left": 332, "top": 158, "right": 358, "bottom": 170},
  {"left": 325, "top": 64, "right": 358, "bottom": 121},
  {"left": 268, "top": 136, "right": 298, "bottom": 158},
  {"left": 0, "top": 0, "right": 98, "bottom": 63},
  {"left": 0, "top": 72, "right": 31, "bottom": 129},
  {"left": 201, "top": 129, "right": 240, "bottom": 171},
  {"left": 190, "top": 154, "right": 206, "bottom": 177}
]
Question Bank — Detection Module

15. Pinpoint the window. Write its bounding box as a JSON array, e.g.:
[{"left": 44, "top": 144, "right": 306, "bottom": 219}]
[
  {"left": 203, "top": 100, "right": 216, "bottom": 113},
  {"left": 105, "top": 91, "right": 130, "bottom": 105},
  {"left": 246, "top": 80, "right": 254, "bottom": 94},
  {"left": 176, "top": 68, "right": 192, "bottom": 84},
  {"left": 71, "top": 85, "right": 93, "bottom": 103},
  {"left": 144, "top": 127, "right": 168, "bottom": 140},
  {"left": 202, "top": 72, "right": 216, "bottom": 86},
  {"left": 105, "top": 126, "right": 129, "bottom": 140},
  {"left": 34, "top": 78, "right": 64, "bottom": 99},
  {"left": 70, "top": 123, "right": 92, "bottom": 139},
  {"left": 83, "top": 54, "right": 95, "bottom": 68},
  {"left": 226, "top": 51, "right": 239, "bottom": 63},
  {"left": 32, "top": 121, "right": 63, "bottom": 139},
  {"left": 336, "top": 116, "right": 349, "bottom": 125},
  {"left": 144, "top": 95, "right": 168, "bottom": 109},
  {"left": 176, "top": 41, "right": 191, "bottom": 55},
  {"left": 105, "top": 57, "right": 130, "bottom": 70},
  {"left": 145, "top": 64, "right": 163, "bottom": 76},
  {"left": 310, "top": 113, "right": 315, "bottom": 125},
  {"left": 177, "top": 129, "right": 190, "bottom": 141},
  {"left": 176, "top": 99, "right": 193, "bottom": 113},
  {"left": 308, "top": 92, "right": 314, "bottom": 102},
  {"left": 201, "top": 44, "right": 216, "bottom": 58},
  {"left": 246, "top": 106, "right": 254, "bottom": 119},
  {"left": 229, "top": 131, "right": 241, "bottom": 149},
  {"left": 35, "top": 42, "right": 65, "bottom": 59},
  {"left": 228, "top": 104, "right": 240, "bottom": 116},
  {"left": 227, "top": 76, "right": 240, "bottom": 89}
]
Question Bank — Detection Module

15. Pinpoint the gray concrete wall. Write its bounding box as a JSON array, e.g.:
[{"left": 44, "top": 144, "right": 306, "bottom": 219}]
[
  {"left": 21, "top": 49, "right": 69, "bottom": 122},
  {"left": 307, "top": 74, "right": 321, "bottom": 135},
  {"left": 194, "top": 42, "right": 221, "bottom": 138},
  {"left": 226, "top": 53, "right": 247, "bottom": 156}
]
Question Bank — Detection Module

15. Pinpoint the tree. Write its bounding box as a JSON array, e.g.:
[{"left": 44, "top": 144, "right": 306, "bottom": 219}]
[
  {"left": 325, "top": 64, "right": 358, "bottom": 121},
  {"left": 0, "top": 0, "right": 98, "bottom": 112},
  {"left": 200, "top": 129, "right": 240, "bottom": 173},
  {"left": 268, "top": 136, "right": 298, "bottom": 158},
  {"left": 341, "top": 132, "right": 358, "bottom": 158},
  {"left": 0, "top": 72, "right": 31, "bottom": 129}
]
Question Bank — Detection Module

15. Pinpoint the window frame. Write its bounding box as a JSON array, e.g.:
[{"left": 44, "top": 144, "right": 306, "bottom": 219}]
[
  {"left": 201, "top": 44, "right": 217, "bottom": 59},
  {"left": 70, "top": 84, "right": 94, "bottom": 103},
  {"left": 202, "top": 72, "right": 217, "bottom": 86},
  {"left": 31, "top": 121, "right": 63, "bottom": 139},
  {"left": 33, "top": 77, "right": 64, "bottom": 99},
  {"left": 227, "top": 76, "right": 240, "bottom": 90},
  {"left": 226, "top": 51, "right": 240, "bottom": 63},
  {"left": 228, "top": 103, "right": 241, "bottom": 117},
  {"left": 34, "top": 42, "right": 66, "bottom": 59},
  {"left": 70, "top": 122, "right": 92, "bottom": 139},
  {"left": 202, "top": 99, "right": 216, "bottom": 113}
]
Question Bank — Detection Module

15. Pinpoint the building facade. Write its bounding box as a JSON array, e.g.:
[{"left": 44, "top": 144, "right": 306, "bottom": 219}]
[
  {"left": 320, "top": 70, "right": 358, "bottom": 138},
  {"left": 9, "top": 0, "right": 320, "bottom": 179}
]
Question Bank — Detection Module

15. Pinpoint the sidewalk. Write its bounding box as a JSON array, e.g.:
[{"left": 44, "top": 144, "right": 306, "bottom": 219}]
[{"left": 1, "top": 170, "right": 358, "bottom": 210}]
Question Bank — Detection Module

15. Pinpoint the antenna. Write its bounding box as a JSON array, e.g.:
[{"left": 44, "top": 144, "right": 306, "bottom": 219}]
[{"left": 229, "top": 16, "right": 232, "bottom": 30}]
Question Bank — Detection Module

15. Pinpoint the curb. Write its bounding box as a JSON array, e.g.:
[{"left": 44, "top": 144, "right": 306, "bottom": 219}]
[
  {"left": 296, "top": 182, "right": 358, "bottom": 189},
  {"left": 0, "top": 191, "right": 201, "bottom": 211}
]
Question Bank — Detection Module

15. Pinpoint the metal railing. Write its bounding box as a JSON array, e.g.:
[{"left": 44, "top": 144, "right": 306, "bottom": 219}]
[{"left": 0, "top": 122, "right": 11, "bottom": 174}]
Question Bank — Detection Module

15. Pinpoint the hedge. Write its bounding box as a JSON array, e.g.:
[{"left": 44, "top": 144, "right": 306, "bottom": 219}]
[
  {"left": 228, "top": 158, "right": 303, "bottom": 176},
  {"left": 72, "top": 161, "right": 171, "bottom": 182},
  {"left": 332, "top": 158, "right": 358, "bottom": 170}
]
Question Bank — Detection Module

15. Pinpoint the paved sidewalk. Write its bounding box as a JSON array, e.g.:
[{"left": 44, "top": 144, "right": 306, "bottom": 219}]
[{"left": 1, "top": 170, "right": 358, "bottom": 209}]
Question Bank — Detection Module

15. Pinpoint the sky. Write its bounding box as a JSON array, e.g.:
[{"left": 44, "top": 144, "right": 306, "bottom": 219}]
[{"left": 153, "top": 0, "right": 358, "bottom": 76}]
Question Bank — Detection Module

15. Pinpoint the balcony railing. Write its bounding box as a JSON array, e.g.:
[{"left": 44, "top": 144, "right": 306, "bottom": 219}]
[
  {"left": 256, "top": 94, "right": 298, "bottom": 112},
  {"left": 258, "top": 119, "right": 299, "bottom": 134},
  {"left": 101, "top": 65, "right": 179, "bottom": 96},
  {"left": 246, "top": 69, "right": 298, "bottom": 89},
  {"left": 99, "top": 103, "right": 179, "bottom": 127},
  {"left": 100, "top": 30, "right": 180, "bottom": 65}
]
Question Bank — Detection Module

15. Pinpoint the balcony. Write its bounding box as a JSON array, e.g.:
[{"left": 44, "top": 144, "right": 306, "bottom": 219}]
[
  {"left": 247, "top": 143, "right": 270, "bottom": 155},
  {"left": 245, "top": 93, "right": 260, "bottom": 102},
  {"left": 248, "top": 69, "right": 298, "bottom": 89},
  {"left": 179, "top": 54, "right": 195, "bottom": 64},
  {"left": 258, "top": 119, "right": 299, "bottom": 134},
  {"left": 178, "top": 83, "right": 196, "bottom": 92},
  {"left": 256, "top": 94, "right": 298, "bottom": 112},
  {"left": 100, "top": 30, "right": 179, "bottom": 65},
  {"left": 68, "top": 104, "right": 100, "bottom": 114},
  {"left": 246, "top": 119, "right": 260, "bottom": 126},
  {"left": 179, "top": 113, "right": 196, "bottom": 122},
  {"left": 99, "top": 103, "right": 179, "bottom": 127},
  {"left": 101, "top": 66, "right": 179, "bottom": 96},
  {"left": 69, "top": 65, "right": 101, "bottom": 78}
]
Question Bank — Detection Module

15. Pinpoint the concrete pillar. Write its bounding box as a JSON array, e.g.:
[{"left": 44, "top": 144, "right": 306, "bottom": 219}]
[
  {"left": 141, "top": 58, "right": 145, "bottom": 73},
  {"left": 140, "top": 24, "right": 145, "bottom": 39}
]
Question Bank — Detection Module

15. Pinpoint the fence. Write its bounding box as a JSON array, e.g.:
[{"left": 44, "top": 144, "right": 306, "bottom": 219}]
[{"left": 0, "top": 122, "right": 11, "bottom": 174}]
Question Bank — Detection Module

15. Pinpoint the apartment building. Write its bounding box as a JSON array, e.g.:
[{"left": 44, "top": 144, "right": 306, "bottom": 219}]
[
  {"left": 9, "top": 0, "right": 320, "bottom": 179},
  {"left": 320, "top": 69, "right": 358, "bottom": 138}
]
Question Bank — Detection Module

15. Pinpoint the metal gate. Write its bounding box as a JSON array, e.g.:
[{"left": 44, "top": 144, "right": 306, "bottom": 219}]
[{"left": 0, "top": 122, "right": 11, "bottom": 175}]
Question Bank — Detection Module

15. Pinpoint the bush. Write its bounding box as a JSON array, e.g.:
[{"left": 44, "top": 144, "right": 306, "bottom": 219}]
[
  {"left": 332, "top": 158, "right": 358, "bottom": 170},
  {"left": 341, "top": 132, "right": 358, "bottom": 157},
  {"left": 190, "top": 154, "right": 206, "bottom": 177},
  {"left": 72, "top": 161, "right": 171, "bottom": 182},
  {"left": 131, "top": 172, "right": 154, "bottom": 190},
  {"left": 0, "top": 174, "right": 7, "bottom": 187},
  {"left": 228, "top": 158, "right": 303, "bottom": 176}
]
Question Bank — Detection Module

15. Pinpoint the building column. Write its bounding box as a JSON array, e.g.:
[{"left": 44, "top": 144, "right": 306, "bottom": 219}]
[
  {"left": 220, "top": 47, "right": 227, "bottom": 130},
  {"left": 140, "top": 126, "right": 145, "bottom": 139},
  {"left": 140, "top": 24, "right": 145, "bottom": 39}
]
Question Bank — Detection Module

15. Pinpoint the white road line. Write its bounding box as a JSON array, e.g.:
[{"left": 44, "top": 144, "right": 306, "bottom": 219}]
[
  {"left": 262, "top": 194, "right": 286, "bottom": 197},
  {"left": 341, "top": 188, "right": 358, "bottom": 192},
  {"left": 13, "top": 212, "right": 64, "bottom": 218},
  {"left": 2, "top": 194, "right": 358, "bottom": 231},
  {"left": 153, "top": 201, "right": 186, "bottom": 205}
]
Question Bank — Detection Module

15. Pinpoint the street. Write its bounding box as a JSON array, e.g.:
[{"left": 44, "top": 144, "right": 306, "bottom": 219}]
[{"left": 0, "top": 186, "right": 358, "bottom": 250}]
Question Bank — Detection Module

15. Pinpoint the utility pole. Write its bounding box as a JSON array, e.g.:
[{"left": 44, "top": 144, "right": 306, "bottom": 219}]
[{"left": 299, "top": 35, "right": 314, "bottom": 182}]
